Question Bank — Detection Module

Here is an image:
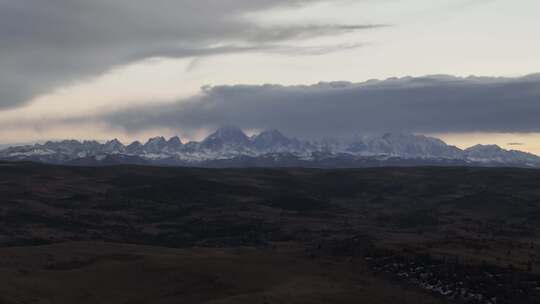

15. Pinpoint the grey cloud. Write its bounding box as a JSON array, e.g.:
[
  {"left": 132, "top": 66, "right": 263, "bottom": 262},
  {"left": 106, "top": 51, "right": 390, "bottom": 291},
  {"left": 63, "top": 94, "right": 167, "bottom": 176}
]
[
  {"left": 98, "top": 74, "right": 540, "bottom": 138},
  {"left": 244, "top": 24, "right": 386, "bottom": 43},
  {"left": 0, "top": 0, "right": 378, "bottom": 109}
]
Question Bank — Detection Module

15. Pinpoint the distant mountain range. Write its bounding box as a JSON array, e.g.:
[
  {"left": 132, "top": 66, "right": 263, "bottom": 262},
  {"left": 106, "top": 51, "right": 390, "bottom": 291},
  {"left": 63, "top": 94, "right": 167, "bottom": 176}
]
[{"left": 1, "top": 126, "right": 539, "bottom": 168}]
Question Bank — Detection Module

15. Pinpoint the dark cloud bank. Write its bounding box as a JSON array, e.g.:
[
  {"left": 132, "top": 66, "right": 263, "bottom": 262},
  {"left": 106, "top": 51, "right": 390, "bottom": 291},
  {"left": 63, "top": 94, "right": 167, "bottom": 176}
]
[
  {"left": 0, "top": 0, "right": 377, "bottom": 109},
  {"left": 102, "top": 74, "right": 540, "bottom": 138}
]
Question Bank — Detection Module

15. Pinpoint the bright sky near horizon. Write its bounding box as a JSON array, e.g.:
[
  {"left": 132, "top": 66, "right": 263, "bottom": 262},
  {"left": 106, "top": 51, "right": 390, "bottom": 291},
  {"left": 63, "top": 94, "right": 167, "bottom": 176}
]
[{"left": 0, "top": 0, "right": 539, "bottom": 153}]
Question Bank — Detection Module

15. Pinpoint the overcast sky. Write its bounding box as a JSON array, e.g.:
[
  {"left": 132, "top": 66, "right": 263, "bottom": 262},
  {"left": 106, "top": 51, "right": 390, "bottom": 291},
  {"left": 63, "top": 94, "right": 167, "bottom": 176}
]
[{"left": 1, "top": 0, "right": 540, "bottom": 153}]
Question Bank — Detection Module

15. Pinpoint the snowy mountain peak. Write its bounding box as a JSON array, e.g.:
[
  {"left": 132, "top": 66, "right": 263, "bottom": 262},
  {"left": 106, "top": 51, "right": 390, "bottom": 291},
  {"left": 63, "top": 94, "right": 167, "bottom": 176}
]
[
  {"left": 82, "top": 140, "right": 100, "bottom": 146},
  {"left": 127, "top": 140, "right": 142, "bottom": 147},
  {"left": 144, "top": 137, "right": 169, "bottom": 153},
  {"left": 362, "top": 133, "right": 463, "bottom": 159},
  {"left": 252, "top": 129, "right": 291, "bottom": 149},
  {"left": 464, "top": 144, "right": 539, "bottom": 165},
  {"left": 103, "top": 139, "right": 125, "bottom": 153},
  {"left": 126, "top": 141, "right": 143, "bottom": 154},
  {"left": 213, "top": 126, "right": 249, "bottom": 141},
  {"left": 465, "top": 144, "right": 504, "bottom": 153},
  {"left": 201, "top": 126, "right": 250, "bottom": 150},
  {"left": 146, "top": 136, "right": 167, "bottom": 145},
  {"left": 168, "top": 136, "right": 183, "bottom": 147},
  {"left": 106, "top": 139, "right": 123, "bottom": 146}
]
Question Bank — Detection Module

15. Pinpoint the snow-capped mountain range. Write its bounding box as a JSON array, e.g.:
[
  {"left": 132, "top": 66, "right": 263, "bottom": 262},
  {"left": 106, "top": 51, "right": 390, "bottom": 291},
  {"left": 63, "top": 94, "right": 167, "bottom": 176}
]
[{"left": 1, "top": 126, "right": 539, "bottom": 168}]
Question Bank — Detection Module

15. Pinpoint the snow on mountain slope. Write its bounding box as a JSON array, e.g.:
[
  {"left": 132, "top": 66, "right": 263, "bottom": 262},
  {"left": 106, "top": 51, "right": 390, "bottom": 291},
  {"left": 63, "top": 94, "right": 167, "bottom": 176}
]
[
  {"left": 1, "top": 127, "right": 539, "bottom": 168},
  {"left": 465, "top": 144, "right": 540, "bottom": 165},
  {"left": 360, "top": 133, "right": 464, "bottom": 159}
]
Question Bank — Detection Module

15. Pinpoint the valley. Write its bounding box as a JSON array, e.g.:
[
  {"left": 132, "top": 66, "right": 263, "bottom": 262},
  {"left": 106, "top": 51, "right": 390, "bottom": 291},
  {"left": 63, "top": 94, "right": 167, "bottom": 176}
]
[{"left": 1, "top": 163, "right": 540, "bottom": 302}]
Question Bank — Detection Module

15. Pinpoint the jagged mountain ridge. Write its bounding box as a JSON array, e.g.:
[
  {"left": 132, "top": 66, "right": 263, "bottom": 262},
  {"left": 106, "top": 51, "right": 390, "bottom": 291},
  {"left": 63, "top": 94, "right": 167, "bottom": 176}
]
[{"left": 1, "top": 126, "right": 539, "bottom": 168}]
